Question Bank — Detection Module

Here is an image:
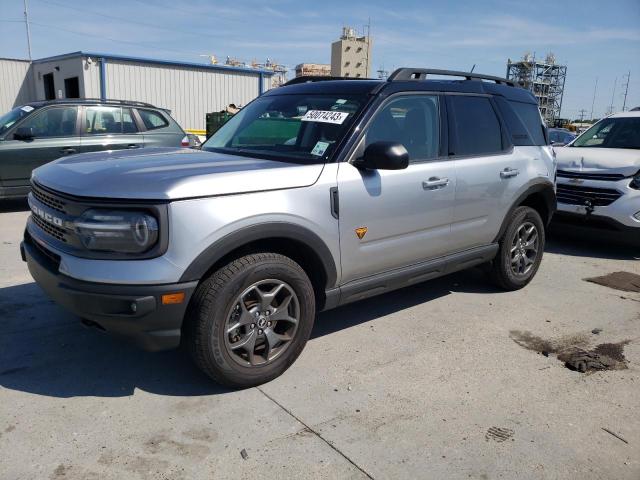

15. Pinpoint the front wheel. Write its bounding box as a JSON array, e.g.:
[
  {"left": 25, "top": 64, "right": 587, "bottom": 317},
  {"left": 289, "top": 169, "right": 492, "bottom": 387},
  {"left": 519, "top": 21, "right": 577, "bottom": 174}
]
[
  {"left": 184, "top": 253, "right": 316, "bottom": 388},
  {"left": 489, "top": 206, "right": 545, "bottom": 290}
]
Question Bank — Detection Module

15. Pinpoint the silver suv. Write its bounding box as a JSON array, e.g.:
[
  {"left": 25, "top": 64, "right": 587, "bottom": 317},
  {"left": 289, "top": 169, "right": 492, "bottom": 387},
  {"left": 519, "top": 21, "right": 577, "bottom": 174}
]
[{"left": 21, "top": 68, "right": 556, "bottom": 387}]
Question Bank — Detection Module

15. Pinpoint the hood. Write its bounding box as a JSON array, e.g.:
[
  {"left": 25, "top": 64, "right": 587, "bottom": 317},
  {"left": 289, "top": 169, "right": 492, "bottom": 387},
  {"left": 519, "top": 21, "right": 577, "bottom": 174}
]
[
  {"left": 555, "top": 147, "right": 640, "bottom": 177},
  {"left": 32, "top": 148, "right": 325, "bottom": 200}
]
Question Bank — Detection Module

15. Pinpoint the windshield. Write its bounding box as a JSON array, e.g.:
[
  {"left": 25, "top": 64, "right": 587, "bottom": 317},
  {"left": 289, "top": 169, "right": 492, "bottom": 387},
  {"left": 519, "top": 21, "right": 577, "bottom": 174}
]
[
  {"left": 572, "top": 117, "right": 640, "bottom": 149},
  {"left": 202, "top": 93, "right": 367, "bottom": 163},
  {"left": 0, "top": 106, "right": 36, "bottom": 136}
]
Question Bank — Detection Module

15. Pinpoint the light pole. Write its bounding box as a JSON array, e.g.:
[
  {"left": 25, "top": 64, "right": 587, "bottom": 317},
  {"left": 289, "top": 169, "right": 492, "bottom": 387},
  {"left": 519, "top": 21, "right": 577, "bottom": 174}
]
[{"left": 24, "top": 0, "right": 33, "bottom": 61}]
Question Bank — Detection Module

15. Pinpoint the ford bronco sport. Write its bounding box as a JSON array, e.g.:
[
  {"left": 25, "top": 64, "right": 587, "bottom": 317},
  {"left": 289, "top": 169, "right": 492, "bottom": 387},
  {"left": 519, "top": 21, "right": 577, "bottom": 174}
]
[{"left": 21, "top": 68, "right": 556, "bottom": 387}]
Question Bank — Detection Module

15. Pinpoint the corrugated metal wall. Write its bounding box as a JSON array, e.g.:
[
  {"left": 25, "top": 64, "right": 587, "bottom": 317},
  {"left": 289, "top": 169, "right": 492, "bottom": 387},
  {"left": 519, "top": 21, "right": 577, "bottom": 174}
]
[
  {"left": 0, "top": 58, "right": 33, "bottom": 113},
  {"left": 104, "top": 60, "right": 265, "bottom": 131}
]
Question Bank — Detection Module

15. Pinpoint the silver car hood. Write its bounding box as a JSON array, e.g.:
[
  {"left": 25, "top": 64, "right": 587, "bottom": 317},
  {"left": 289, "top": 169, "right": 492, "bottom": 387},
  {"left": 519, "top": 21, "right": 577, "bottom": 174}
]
[
  {"left": 555, "top": 147, "right": 640, "bottom": 177},
  {"left": 32, "top": 148, "right": 325, "bottom": 200}
]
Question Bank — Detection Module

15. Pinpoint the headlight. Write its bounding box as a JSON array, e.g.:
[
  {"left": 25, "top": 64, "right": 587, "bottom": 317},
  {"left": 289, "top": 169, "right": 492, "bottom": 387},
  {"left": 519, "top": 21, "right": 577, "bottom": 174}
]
[
  {"left": 630, "top": 171, "right": 640, "bottom": 190},
  {"left": 74, "top": 209, "right": 159, "bottom": 253}
]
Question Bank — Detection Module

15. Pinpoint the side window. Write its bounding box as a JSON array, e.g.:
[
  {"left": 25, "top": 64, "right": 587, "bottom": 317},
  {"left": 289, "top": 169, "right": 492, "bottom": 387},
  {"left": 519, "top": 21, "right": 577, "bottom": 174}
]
[
  {"left": 85, "top": 106, "right": 125, "bottom": 135},
  {"left": 449, "top": 96, "right": 503, "bottom": 156},
  {"left": 122, "top": 108, "right": 139, "bottom": 133},
  {"left": 18, "top": 107, "right": 78, "bottom": 138},
  {"left": 509, "top": 101, "right": 546, "bottom": 145},
  {"left": 365, "top": 95, "right": 440, "bottom": 162},
  {"left": 138, "top": 109, "right": 169, "bottom": 130}
]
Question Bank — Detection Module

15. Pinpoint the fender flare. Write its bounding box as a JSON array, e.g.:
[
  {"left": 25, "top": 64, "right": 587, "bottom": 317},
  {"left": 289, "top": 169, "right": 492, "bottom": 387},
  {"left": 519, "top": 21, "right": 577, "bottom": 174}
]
[
  {"left": 179, "top": 222, "right": 338, "bottom": 287},
  {"left": 493, "top": 181, "right": 557, "bottom": 243}
]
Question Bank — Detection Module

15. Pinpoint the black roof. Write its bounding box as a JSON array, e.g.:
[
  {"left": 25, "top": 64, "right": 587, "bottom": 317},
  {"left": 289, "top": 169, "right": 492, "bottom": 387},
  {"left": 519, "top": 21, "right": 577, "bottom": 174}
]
[
  {"left": 21, "top": 98, "right": 158, "bottom": 108},
  {"left": 270, "top": 68, "right": 538, "bottom": 104}
]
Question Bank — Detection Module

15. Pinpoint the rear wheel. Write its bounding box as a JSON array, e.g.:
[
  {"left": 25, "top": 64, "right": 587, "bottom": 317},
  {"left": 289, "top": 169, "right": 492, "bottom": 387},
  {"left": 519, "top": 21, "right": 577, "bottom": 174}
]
[
  {"left": 489, "top": 206, "right": 545, "bottom": 290},
  {"left": 184, "top": 253, "right": 315, "bottom": 388}
]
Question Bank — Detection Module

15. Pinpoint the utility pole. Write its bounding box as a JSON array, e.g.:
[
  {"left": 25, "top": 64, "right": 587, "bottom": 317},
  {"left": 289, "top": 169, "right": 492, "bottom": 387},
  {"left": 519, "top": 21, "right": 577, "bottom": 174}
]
[
  {"left": 607, "top": 77, "right": 617, "bottom": 115},
  {"left": 578, "top": 109, "right": 588, "bottom": 123},
  {"left": 621, "top": 71, "right": 631, "bottom": 111},
  {"left": 590, "top": 77, "right": 598, "bottom": 120},
  {"left": 23, "top": 0, "right": 33, "bottom": 61}
]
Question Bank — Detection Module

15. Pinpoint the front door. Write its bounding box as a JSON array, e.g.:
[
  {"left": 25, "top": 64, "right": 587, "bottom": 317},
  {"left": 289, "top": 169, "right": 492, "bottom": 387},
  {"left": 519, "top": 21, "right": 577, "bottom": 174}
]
[
  {"left": 0, "top": 105, "right": 80, "bottom": 189},
  {"left": 337, "top": 94, "right": 455, "bottom": 284},
  {"left": 79, "top": 106, "right": 144, "bottom": 153}
]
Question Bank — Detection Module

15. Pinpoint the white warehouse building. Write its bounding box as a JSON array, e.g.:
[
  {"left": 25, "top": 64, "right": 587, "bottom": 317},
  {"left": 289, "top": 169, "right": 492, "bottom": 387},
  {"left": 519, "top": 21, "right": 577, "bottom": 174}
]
[{"left": 0, "top": 51, "right": 274, "bottom": 133}]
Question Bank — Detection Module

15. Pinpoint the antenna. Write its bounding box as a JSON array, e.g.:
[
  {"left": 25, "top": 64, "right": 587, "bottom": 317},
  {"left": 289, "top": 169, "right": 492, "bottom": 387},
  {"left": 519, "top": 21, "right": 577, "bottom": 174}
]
[
  {"left": 470, "top": 64, "right": 476, "bottom": 73},
  {"left": 23, "top": 0, "right": 32, "bottom": 61}
]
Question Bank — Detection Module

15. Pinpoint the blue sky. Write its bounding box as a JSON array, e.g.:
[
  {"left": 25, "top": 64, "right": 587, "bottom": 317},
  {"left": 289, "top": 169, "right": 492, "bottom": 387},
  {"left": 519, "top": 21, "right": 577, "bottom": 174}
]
[{"left": 1, "top": 0, "right": 639, "bottom": 119}]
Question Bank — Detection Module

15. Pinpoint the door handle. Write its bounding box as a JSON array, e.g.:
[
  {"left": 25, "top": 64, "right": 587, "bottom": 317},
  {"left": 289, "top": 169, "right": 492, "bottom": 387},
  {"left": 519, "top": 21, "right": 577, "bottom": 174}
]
[
  {"left": 422, "top": 177, "right": 450, "bottom": 190},
  {"left": 500, "top": 167, "right": 519, "bottom": 179},
  {"left": 128, "top": 144, "right": 141, "bottom": 149},
  {"left": 60, "top": 147, "right": 76, "bottom": 155}
]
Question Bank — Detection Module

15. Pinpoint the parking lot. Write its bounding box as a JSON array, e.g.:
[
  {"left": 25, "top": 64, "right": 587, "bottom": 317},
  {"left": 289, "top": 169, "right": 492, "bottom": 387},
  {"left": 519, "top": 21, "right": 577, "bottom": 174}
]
[{"left": 0, "top": 201, "right": 638, "bottom": 480}]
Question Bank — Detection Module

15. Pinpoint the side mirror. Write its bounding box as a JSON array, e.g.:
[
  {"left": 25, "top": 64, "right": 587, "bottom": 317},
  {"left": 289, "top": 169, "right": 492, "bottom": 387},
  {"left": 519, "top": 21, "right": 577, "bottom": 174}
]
[
  {"left": 353, "top": 141, "right": 409, "bottom": 170},
  {"left": 14, "top": 127, "right": 35, "bottom": 141}
]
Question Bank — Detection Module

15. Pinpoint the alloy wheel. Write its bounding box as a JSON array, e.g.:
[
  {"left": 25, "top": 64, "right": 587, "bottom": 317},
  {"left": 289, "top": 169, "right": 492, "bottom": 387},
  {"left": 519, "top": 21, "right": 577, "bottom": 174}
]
[
  {"left": 224, "top": 279, "right": 300, "bottom": 367},
  {"left": 510, "top": 221, "right": 539, "bottom": 276}
]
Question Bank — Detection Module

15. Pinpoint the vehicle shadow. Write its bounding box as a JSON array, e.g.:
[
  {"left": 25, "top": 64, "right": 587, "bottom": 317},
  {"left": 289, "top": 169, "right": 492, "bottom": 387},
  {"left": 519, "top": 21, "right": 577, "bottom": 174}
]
[
  {"left": 0, "top": 269, "right": 497, "bottom": 399},
  {"left": 0, "top": 198, "right": 29, "bottom": 213},
  {"left": 547, "top": 224, "right": 639, "bottom": 261}
]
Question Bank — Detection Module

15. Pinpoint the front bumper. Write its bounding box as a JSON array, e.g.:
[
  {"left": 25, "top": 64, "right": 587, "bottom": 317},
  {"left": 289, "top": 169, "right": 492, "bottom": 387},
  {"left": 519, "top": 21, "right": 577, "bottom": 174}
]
[
  {"left": 556, "top": 177, "right": 640, "bottom": 229},
  {"left": 21, "top": 233, "right": 198, "bottom": 351}
]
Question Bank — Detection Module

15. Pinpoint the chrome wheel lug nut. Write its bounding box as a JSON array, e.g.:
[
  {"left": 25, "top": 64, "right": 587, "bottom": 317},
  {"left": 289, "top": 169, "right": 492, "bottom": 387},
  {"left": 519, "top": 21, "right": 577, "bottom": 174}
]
[
  {"left": 250, "top": 323, "right": 255, "bottom": 329},
  {"left": 258, "top": 329, "right": 263, "bottom": 334},
  {"left": 267, "top": 321, "right": 272, "bottom": 327},
  {"left": 254, "top": 312, "right": 259, "bottom": 317}
]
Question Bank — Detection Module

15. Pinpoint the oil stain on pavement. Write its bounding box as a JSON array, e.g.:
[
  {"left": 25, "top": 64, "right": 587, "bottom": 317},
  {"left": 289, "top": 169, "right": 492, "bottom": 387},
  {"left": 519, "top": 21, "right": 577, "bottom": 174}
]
[{"left": 510, "top": 330, "right": 630, "bottom": 373}]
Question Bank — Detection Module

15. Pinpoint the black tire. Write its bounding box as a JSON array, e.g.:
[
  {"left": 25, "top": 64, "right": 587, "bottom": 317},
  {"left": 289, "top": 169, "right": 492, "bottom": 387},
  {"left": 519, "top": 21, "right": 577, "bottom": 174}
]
[
  {"left": 489, "top": 206, "right": 545, "bottom": 291},
  {"left": 184, "top": 253, "right": 315, "bottom": 388}
]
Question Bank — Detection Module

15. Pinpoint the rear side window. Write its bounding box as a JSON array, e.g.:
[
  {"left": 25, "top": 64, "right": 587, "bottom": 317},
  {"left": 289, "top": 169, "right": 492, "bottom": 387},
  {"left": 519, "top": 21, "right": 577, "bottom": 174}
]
[
  {"left": 138, "top": 109, "right": 169, "bottom": 130},
  {"left": 508, "top": 101, "right": 546, "bottom": 145},
  {"left": 449, "top": 96, "right": 502, "bottom": 156},
  {"left": 85, "top": 106, "right": 138, "bottom": 135}
]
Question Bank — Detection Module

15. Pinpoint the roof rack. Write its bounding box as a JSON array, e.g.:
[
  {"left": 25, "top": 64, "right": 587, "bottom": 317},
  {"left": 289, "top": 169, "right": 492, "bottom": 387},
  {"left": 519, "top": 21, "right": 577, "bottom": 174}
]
[
  {"left": 39, "top": 98, "right": 157, "bottom": 108},
  {"left": 387, "top": 68, "right": 517, "bottom": 87},
  {"left": 282, "top": 76, "right": 370, "bottom": 86}
]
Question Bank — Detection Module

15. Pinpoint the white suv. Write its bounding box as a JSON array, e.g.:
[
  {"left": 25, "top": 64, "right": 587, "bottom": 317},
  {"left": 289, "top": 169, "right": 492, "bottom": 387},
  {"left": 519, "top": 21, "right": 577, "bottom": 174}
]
[{"left": 555, "top": 110, "right": 640, "bottom": 241}]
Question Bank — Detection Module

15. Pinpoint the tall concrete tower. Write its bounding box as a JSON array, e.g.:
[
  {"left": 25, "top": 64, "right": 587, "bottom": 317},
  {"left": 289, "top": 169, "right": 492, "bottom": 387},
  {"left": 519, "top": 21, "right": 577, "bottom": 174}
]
[{"left": 331, "top": 26, "right": 372, "bottom": 78}]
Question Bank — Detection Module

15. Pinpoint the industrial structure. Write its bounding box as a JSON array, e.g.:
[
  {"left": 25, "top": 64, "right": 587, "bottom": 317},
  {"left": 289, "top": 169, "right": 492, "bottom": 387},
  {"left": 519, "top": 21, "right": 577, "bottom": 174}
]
[
  {"left": 331, "top": 26, "right": 372, "bottom": 78},
  {"left": 294, "top": 63, "right": 331, "bottom": 78},
  {"left": 0, "top": 51, "right": 274, "bottom": 133},
  {"left": 506, "top": 53, "right": 567, "bottom": 126}
]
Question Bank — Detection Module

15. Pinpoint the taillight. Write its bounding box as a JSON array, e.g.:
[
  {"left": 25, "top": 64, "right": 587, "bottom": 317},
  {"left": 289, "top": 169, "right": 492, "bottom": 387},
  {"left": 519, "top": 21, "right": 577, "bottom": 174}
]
[{"left": 181, "top": 135, "right": 189, "bottom": 147}]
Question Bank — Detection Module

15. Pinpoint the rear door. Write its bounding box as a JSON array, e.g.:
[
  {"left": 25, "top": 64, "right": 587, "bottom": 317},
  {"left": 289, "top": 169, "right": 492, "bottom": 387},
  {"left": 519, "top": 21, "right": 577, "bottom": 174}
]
[
  {"left": 79, "top": 106, "right": 144, "bottom": 153},
  {"left": 337, "top": 93, "right": 456, "bottom": 284},
  {"left": 447, "top": 94, "right": 529, "bottom": 251},
  {"left": 0, "top": 105, "right": 80, "bottom": 189},
  {"left": 136, "top": 108, "right": 185, "bottom": 148}
]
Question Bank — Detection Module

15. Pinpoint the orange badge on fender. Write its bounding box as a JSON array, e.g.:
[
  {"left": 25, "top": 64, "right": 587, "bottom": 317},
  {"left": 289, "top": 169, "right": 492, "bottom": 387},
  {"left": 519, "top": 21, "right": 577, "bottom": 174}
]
[{"left": 355, "top": 227, "right": 368, "bottom": 240}]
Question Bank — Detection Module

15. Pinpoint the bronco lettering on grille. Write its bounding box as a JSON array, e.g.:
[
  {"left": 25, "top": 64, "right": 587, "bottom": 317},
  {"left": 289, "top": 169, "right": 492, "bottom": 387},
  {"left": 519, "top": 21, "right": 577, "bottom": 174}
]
[{"left": 29, "top": 200, "right": 64, "bottom": 227}]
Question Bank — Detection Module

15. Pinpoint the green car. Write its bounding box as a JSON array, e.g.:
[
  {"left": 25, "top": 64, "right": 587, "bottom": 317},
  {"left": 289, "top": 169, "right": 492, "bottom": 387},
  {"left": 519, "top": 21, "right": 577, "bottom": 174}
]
[{"left": 0, "top": 99, "right": 189, "bottom": 199}]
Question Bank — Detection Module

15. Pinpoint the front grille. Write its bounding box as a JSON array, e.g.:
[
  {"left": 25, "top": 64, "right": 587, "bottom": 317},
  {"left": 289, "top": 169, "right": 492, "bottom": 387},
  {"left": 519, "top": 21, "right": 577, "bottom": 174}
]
[
  {"left": 557, "top": 170, "right": 626, "bottom": 182},
  {"left": 32, "top": 183, "right": 67, "bottom": 213},
  {"left": 556, "top": 184, "right": 623, "bottom": 207},
  {"left": 27, "top": 232, "right": 62, "bottom": 269},
  {"left": 31, "top": 214, "right": 68, "bottom": 243}
]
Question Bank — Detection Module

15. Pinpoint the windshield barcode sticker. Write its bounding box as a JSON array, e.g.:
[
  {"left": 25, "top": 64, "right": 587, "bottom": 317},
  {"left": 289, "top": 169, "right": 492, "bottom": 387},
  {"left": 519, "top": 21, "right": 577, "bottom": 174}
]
[{"left": 301, "top": 110, "right": 349, "bottom": 124}]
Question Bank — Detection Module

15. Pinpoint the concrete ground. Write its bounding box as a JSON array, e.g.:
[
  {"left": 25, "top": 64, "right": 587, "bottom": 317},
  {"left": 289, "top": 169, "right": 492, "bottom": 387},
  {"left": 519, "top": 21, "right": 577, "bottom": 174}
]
[{"left": 1, "top": 200, "right": 639, "bottom": 480}]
